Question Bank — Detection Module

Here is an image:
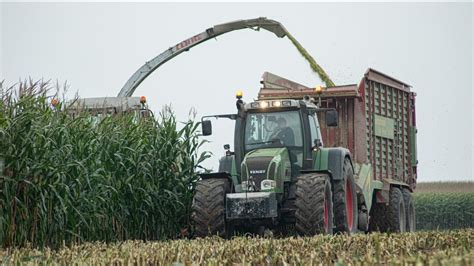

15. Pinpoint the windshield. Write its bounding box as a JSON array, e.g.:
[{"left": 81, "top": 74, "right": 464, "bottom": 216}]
[{"left": 244, "top": 111, "right": 303, "bottom": 151}]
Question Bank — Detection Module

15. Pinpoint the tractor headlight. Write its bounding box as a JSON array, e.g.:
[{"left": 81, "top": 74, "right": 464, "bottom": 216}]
[
  {"left": 241, "top": 180, "right": 249, "bottom": 191},
  {"left": 260, "top": 179, "right": 276, "bottom": 190},
  {"left": 241, "top": 180, "right": 256, "bottom": 192}
]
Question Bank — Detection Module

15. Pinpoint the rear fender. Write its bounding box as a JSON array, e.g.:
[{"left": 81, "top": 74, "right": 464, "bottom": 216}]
[
  {"left": 375, "top": 179, "right": 411, "bottom": 204},
  {"left": 313, "top": 147, "right": 353, "bottom": 181},
  {"left": 300, "top": 169, "right": 332, "bottom": 178}
]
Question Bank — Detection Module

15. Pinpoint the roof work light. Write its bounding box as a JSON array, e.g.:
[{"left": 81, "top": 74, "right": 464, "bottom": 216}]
[
  {"left": 315, "top": 85, "right": 324, "bottom": 94},
  {"left": 236, "top": 90, "right": 243, "bottom": 99}
]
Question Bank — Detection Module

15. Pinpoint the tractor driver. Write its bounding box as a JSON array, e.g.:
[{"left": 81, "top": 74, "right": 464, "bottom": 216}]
[{"left": 270, "top": 117, "right": 295, "bottom": 146}]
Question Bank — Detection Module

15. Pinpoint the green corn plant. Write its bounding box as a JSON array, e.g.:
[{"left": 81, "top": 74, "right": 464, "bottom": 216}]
[
  {"left": 0, "top": 80, "right": 209, "bottom": 247},
  {"left": 415, "top": 192, "right": 474, "bottom": 230}
]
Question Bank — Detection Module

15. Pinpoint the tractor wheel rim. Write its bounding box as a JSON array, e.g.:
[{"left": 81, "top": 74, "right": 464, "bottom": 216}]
[
  {"left": 345, "top": 178, "right": 354, "bottom": 230},
  {"left": 324, "top": 189, "right": 329, "bottom": 232}
]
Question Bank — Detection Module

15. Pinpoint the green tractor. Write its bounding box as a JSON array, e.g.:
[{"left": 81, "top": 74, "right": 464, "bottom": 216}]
[
  {"left": 192, "top": 89, "right": 357, "bottom": 237},
  {"left": 192, "top": 70, "right": 418, "bottom": 237}
]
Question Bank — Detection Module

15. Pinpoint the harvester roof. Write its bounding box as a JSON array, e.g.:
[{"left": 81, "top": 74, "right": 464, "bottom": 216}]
[{"left": 67, "top": 97, "right": 143, "bottom": 111}]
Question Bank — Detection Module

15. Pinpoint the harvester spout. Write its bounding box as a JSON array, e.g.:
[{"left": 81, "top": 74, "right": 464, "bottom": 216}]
[{"left": 117, "top": 17, "right": 334, "bottom": 97}]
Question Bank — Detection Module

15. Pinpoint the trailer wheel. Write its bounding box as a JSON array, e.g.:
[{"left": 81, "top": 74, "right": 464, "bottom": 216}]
[
  {"left": 192, "top": 178, "right": 229, "bottom": 238},
  {"left": 295, "top": 173, "right": 333, "bottom": 235},
  {"left": 368, "top": 201, "right": 384, "bottom": 232},
  {"left": 369, "top": 187, "right": 407, "bottom": 233},
  {"left": 402, "top": 188, "right": 416, "bottom": 232},
  {"left": 387, "top": 187, "right": 407, "bottom": 232},
  {"left": 333, "top": 158, "right": 358, "bottom": 234}
]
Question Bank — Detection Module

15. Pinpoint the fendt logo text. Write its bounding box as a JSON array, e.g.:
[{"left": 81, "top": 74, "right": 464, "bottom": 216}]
[{"left": 249, "top": 170, "right": 266, "bottom": 175}]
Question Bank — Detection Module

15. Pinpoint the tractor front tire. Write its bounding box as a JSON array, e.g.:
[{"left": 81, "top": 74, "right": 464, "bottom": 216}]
[
  {"left": 192, "top": 178, "right": 229, "bottom": 238},
  {"left": 402, "top": 188, "right": 416, "bottom": 232},
  {"left": 295, "top": 173, "right": 333, "bottom": 235},
  {"left": 333, "top": 158, "right": 358, "bottom": 234}
]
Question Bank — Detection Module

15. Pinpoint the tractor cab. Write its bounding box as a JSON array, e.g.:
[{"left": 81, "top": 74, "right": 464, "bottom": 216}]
[{"left": 241, "top": 99, "right": 338, "bottom": 179}]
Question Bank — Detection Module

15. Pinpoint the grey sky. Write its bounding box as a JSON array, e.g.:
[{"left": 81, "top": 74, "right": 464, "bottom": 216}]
[{"left": 1, "top": 2, "right": 472, "bottom": 181}]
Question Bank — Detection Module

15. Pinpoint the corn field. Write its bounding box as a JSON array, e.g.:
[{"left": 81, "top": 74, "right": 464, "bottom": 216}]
[
  {"left": 416, "top": 182, "right": 474, "bottom": 194},
  {"left": 0, "top": 81, "right": 208, "bottom": 247},
  {"left": 0, "top": 230, "right": 472, "bottom": 265},
  {"left": 415, "top": 193, "right": 474, "bottom": 231}
]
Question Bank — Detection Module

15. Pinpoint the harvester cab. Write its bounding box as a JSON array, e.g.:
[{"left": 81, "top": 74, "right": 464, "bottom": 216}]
[
  {"left": 64, "top": 96, "right": 151, "bottom": 123},
  {"left": 193, "top": 72, "right": 358, "bottom": 237}
]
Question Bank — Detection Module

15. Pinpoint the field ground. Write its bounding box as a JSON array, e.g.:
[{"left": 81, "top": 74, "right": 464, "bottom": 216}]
[
  {"left": 415, "top": 181, "right": 474, "bottom": 194},
  {"left": 1, "top": 230, "right": 472, "bottom": 265}
]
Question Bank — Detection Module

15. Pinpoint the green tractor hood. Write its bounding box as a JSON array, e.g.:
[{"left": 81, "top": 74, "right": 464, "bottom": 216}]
[{"left": 241, "top": 147, "right": 292, "bottom": 193}]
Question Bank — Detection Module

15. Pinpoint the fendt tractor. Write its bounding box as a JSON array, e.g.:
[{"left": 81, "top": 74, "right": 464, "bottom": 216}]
[{"left": 193, "top": 70, "right": 417, "bottom": 236}]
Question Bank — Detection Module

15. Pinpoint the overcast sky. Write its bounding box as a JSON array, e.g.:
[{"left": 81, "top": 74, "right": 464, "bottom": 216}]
[{"left": 1, "top": 2, "right": 472, "bottom": 181}]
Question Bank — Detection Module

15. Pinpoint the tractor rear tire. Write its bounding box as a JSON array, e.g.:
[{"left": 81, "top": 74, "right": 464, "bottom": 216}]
[
  {"left": 295, "top": 173, "right": 333, "bottom": 235},
  {"left": 333, "top": 158, "right": 358, "bottom": 234},
  {"left": 192, "top": 178, "right": 229, "bottom": 238},
  {"left": 402, "top": 188, "right": 416, "bottom": 232}
]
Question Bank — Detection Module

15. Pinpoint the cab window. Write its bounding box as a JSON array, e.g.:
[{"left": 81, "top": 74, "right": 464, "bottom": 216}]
[
  {"left": 244, "top": 110, "right": 304, "bottom": 168},
  {"left": 308, "top": 114, "right": 323, "bottom": 146},
  {"left": 245, "top": 111, "right": 303, "bottom": 150}
]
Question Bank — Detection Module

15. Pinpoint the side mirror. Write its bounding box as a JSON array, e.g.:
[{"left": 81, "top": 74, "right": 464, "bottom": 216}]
[
  {"left": 224, "top": 144, "right": 234, "bottom": 156},
  {"left": 325, "top": 110, "right": 338, "bottom": 127},
  {"left": 314, "top": 139, "right": 323, "bottom": 148},
  {"left": 202, "top": 120, "right": 212, "bottom": 136}
]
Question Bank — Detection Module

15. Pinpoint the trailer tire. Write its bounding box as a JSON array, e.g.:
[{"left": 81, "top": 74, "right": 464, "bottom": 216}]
[
  {"left": 295, "top": 173, "right": 333, "bottom": 235},
  {"left": 333, "top": 158, "right": 358, "bottom": 234},
  {"left": 402, "top": 188, "right": 416, "bottom": 232},
  {"left": 380, "top": 187, "right": 407, "bottom": 233},
  {"left": 386, "top": 187, "right": 407, "bottom": 232},
  {"left": 192, "top": 178, "right": 229, "bottom": 238},
  {"left": 369, "top": 187, "right": 406, "bottom": 233},
  {"left": 368, "top": 202, "right": 384, "bottom": 232}
]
